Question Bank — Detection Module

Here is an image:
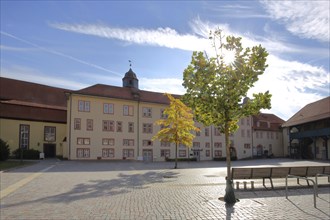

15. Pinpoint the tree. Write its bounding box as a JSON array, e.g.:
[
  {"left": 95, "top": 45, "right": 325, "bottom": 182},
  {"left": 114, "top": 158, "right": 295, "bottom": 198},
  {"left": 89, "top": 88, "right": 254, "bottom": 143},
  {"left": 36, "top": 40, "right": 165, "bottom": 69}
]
[
  {"left": 182, "top": 29, "right": 271, "bottom": 204},
  {"left": 152, "top": 93, "right": 199, "bottom": 169},
  {"left": 0, "top": 139, "right": 10, "bottom": 161}
]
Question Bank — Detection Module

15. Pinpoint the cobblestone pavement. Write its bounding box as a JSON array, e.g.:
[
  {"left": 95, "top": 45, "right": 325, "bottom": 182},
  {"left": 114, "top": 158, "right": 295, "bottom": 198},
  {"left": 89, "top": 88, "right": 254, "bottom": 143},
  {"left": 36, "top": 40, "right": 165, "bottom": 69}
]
[{"left": 1, "top": 158, "right": 329, "bottom": 220}]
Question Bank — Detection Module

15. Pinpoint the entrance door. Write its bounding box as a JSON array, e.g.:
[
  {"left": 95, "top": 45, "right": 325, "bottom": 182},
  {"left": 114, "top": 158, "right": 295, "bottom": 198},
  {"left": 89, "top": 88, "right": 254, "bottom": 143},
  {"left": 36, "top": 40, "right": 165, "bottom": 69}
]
[
  {"left": 193, "top": 151, "right": 200, "bottom": 161},
  {"left": 43, "top": 144, "right": 56, "bottom": 158},
  {"left": 143, "top": 150, "right": 153, "bottom": 162}
]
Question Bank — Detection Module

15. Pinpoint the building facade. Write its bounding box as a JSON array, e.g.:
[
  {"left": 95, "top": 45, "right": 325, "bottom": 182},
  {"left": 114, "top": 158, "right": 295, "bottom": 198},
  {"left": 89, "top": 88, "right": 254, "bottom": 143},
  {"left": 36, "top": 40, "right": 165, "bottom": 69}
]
[
  {"left": 0, "top": 69, "right": 286, "bottom": 161},
  {"left": 282, "top": 97, "right": 330, "bottom": 160}
]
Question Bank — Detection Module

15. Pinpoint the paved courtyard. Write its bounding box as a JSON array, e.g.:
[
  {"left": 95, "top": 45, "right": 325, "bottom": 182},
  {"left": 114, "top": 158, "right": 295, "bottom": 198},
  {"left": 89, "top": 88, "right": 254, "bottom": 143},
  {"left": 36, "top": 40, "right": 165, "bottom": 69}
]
[{"left": 1, "top": 158, "right": 329, "bottom": 220}]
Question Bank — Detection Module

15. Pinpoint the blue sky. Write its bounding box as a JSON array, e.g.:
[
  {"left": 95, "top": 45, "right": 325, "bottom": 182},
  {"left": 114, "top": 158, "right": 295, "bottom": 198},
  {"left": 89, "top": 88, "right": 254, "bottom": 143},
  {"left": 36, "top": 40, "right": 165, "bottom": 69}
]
[{"left": 1, "top": 0, "right": 329, "bottom": 120}]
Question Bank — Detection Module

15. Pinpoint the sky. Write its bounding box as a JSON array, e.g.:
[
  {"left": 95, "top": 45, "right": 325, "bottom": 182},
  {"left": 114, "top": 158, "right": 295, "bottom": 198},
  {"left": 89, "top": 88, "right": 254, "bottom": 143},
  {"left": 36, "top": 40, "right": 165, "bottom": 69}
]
[{"left": 1, "top": 0, "right": 329, "bottom": 121}]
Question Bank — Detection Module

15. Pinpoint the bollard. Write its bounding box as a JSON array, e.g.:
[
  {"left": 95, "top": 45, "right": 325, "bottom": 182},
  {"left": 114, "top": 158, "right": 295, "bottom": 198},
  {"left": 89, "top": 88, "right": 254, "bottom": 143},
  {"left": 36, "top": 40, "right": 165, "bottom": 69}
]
[
  {"left": 251, "top": 181, "right": 254, "bottom": 189},
  {"left": 236, "top": 181, "right": 240, "bottom": 189},
  {"left": 243, "top": 181, "right": 247, "bottom": 190}
]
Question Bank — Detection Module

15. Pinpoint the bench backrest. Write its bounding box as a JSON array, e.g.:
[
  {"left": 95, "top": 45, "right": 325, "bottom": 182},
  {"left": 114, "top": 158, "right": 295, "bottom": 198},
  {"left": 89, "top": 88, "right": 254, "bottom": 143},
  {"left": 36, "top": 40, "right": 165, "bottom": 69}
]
[
  {"left": 231, "top": 165, "right": 330, "bottom": 180},
  {"left": 232, "top": 168, "right": 252, "bottom": 179},
  {"left": 251, "top": 168, "right": 271, "bottom": 178},
  {"left": 270, "top": 167, "right": 290, "bottom": 178},
  {"left": 289, "top": 167, "right": 308, "bottom": 176},
  {"left": 306, "top": 166, "right": 325, "bottom": 176}
]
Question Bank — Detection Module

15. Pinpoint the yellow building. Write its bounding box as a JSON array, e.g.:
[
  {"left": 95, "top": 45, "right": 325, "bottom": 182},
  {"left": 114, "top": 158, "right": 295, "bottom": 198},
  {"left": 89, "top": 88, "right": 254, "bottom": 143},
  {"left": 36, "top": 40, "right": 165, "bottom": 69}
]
[
  {"left": 0, "top": 77, "right": 68, "bottom": 158},
  {"left": 0, "top": 69, "right": 286, "bottom": 161}
]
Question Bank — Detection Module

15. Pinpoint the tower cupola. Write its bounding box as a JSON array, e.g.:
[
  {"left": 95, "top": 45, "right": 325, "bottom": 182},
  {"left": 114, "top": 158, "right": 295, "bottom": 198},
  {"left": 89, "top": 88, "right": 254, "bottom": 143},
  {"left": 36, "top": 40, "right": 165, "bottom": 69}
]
[{"left": 122, "top": 68, "right": 139, "bottom": 89}]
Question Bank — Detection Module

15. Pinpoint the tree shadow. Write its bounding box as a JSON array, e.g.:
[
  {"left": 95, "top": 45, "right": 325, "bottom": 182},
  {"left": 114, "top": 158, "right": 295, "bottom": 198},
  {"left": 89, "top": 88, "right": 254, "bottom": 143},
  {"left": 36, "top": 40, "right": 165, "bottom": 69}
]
[{"left": 2, "top": 170, "right": 179, "bottom": 208}]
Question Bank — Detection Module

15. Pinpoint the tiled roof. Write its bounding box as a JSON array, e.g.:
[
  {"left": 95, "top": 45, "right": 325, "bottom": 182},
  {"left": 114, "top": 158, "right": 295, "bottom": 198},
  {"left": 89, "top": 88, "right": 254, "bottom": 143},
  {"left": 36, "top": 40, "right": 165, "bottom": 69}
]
[
  {"left": 0, "top": 77, "right": 70, "bottom": 107},
  {"left": 282, "top": 96, "right": 330, "bottom": 127},
  {"left": 70, "top": 84, "right": 178, "bottom": 105},
  {"left": 0, "top": 77, "right": 69, "bottom": 123},
  {"left": 252, "top": 113, "right": 285, "bottom": 131}
]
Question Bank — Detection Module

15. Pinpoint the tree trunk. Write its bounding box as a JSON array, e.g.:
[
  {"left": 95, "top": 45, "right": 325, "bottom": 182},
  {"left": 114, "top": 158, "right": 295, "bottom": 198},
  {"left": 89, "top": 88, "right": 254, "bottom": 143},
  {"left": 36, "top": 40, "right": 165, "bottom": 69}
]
[
  {"left": 174, "top": 142, "right": 178, "bottom": 169},
  {"left": 223, "top": 123, "right": 237, "bottom": 204}
]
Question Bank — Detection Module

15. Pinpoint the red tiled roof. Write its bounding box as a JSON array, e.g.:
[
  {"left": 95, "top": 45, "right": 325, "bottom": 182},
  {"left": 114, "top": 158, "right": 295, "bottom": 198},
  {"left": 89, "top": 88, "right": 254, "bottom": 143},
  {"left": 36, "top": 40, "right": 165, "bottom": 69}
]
[
  {"left": 0, "top": 77, "right": 70, "bottom": 107},
  {"left": 282, "top": 96, "right": 330, "bottom": 127},
  {"left": 0, "top": 77, "right": 69, "bottom": 123},
  {"left": 69, "top": 84, "right": 178, "bottom": 105},
  {"left": 252, "top": 113, "right": 285, "bottom": 131}
]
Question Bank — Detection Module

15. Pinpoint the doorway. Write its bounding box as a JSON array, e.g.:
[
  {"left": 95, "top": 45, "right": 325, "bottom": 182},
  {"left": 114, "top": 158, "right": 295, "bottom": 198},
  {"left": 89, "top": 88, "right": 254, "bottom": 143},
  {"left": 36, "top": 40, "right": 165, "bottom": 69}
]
[
  {"left": 143, "top": 150, "right": 153, "bottom": 162},
  {"left": 43, "top": 144, "right": 56, "bottom": 158}
]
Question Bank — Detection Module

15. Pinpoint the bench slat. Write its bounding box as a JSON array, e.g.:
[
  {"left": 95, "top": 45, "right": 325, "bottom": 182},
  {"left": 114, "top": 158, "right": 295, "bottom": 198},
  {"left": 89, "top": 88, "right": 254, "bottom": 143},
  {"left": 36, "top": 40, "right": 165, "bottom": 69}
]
[
  {"left": 251, "top": 168, "right": 271, "bottom": 178},
  {"left": 307, "top": 166, "right": 324, "bottom": 176},
  {"left": 232, "top": 168, "right": 252, "bottom": 179},
  {"left": 290, "top": 167, "right": 307, "bottom": 176},
  {"left": 271, "top": 167, "right": 290, "bottom": 178}
]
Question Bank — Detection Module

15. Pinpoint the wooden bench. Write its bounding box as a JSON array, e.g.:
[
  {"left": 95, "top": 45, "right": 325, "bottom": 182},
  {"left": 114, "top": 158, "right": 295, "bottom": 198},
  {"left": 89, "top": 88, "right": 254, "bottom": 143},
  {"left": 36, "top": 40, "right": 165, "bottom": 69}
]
[{"left": 231, "top": 165, "right": 330, "bottom": 189}]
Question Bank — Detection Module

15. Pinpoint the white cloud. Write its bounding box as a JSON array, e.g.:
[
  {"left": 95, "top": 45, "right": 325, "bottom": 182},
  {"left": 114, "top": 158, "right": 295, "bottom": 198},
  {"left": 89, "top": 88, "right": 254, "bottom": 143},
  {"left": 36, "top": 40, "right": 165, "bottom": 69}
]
[
  {"left": 260, "top": 0, "right": 330, "bottom": 42},
  {"left": 249, "top": 55, "right": 329, "bottom": 120},
  {"left": 0, "top": 65, "right": 88, "bottom": 90},
  {"left": 140, "top": 78, "right": 185, "bottom": 95},
  {"left": 50, "top": 22, "right": 209, "bottom": 52},
  {"left": 48, "top": 18, "right": 329, "bottom": 120}
]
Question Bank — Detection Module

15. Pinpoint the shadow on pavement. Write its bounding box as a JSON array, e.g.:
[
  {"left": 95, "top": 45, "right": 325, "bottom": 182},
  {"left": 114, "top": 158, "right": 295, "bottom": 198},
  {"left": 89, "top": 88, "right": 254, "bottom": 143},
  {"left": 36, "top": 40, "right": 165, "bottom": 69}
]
[{"left": 1, "top": 170, "right": 179, "bottom": 208}]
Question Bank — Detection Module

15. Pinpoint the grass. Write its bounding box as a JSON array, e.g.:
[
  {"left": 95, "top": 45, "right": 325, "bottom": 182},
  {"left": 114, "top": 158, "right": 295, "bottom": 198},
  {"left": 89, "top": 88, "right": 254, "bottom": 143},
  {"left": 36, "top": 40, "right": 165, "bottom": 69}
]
[{"left": 0, "top": 160, "right": 37, "bottom": 171}]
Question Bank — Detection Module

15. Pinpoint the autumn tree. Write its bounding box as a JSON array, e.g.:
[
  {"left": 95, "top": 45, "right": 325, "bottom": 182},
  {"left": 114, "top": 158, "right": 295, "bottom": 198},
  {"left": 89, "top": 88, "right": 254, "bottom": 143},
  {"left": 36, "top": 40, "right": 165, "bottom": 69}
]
[
  {"left": 182, "top": 29, "right": 271, "bottom": 204},
  {"left": 152, "top": 93, "right": 199, "bottom": 169}
]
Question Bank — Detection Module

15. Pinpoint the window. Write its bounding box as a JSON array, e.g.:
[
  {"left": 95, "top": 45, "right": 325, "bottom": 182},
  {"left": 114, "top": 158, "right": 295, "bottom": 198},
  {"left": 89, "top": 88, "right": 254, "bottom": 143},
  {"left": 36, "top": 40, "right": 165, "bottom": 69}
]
[
  {"left": 205, "top": 128, "right": 209, "bottom": 136},
  {"left": 123, "top": 139, "right": 134, "bottom": 146},
  {"left": 19, "top": 124, "right": 30, "bottom": 149},
  {"left": 102, "top": 138, "right": 114, "bottom": 146},
  {"left": 117, "top": 121, "right": 123, "bottom": 132},
  {"left": 214, "top": 142, "right": 222, "bottom": 148},
  {"left": 161, "top": 141, "right": 171, "bottom": 147},
  {"left": 103, "top": 103, "right": 114, "bottom": 114},
  {"left": 241, "top": 129, "right": 245, "bottom": 137},
  {"left": 143, "top": 123, "right": 153, "bottom": 133},
  {"left": 214, "top": 150, "right": 222, "bottom": 158},
  {"left": 77, "top": 138, "right": 90, "bottom": 145},
  {"left": 267, "top": 132, "right": 270, "bottom": 139},
  {"left": 179, "top": 150, "right": 186, "bottom": 157},
  {"left": 246, "top": 117, "right": 250, "bottom": 126},
  {"left": 196, "top": 128, "right": 201, "bottom": 136},
  {"left": 271, "top": 132, "right": 274, "bottom": 139},
  {"left": 214, "top": 128, "right": 221, "bottom": 136},
  {"left": 103, "top": 120, "right": 114, "bottom": 132},
  {"left": 247, "top": 130, "right": 251, "bottom": 138},
  {"left": 193, "top": 142, "right": 200, "bottom": 148},
  {"left": 276, "top": 132, "right": 279, "bottom": 139},
  {"left": 205, "top": 142, "right": 210, "bottom": 148},
  {"left": 143, "top": 140, "right": 153, "bottom": 146},
  {"left": 256, "top": 131, "right": 259, "bottom": 139},
  {"left": 241, "top": 118, "right": 245, "bottom": 125},
  {"left": 102, "top": 148, "right": 114, "bottom": 158},
  {"left": 128, "top": 122, "right": 134, "bottom": 133},
  {"left": 260, "top": 131, "right": 263, "bottom": 138},
  {"left": 143, "top": 107, "right": 152, "bottom": 117},
  {"left": 123, "top": 149, "right": 134, "bottom": 158},
  {"left": 123, "top": 105, "right": 134, "bottom": 116},
  {"left": 74, "top": 118, "right": 81, "bottom": 130},
  {"left": 244, "top": 144, "right": 251, "bottom": 149},
  {"left": 269, "top": 144, "right": 272, "bottom": 154},
  {"left": 78, "top": 100, "right": 90, "bottom": 112},
  {"left": 205, "top": 150, "right": 210, "bottom": 157},
  {"left": 77, "top": 148, "right": 90, "bottom": 158},
  {"left": 160, "top": 109, "right": 167, "bottom": 119},
  {"left": 161, "top": 149, "right": 170, "bottom": 157},
  {"left": 44, "top": 126, "right": 56, "bottom": 142},
  {"left": 86, "top": 119, "right": 93, "bottom": 131}
]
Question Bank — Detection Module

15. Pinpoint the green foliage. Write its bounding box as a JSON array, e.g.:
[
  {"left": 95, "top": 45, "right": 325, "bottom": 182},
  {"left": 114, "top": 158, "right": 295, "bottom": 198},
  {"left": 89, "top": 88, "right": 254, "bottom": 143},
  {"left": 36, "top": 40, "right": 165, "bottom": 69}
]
[
  {"left": 183, "top": 29, "right": 271, "bottom": 134},
  {"left": 182, "top": 28, "right": 271, "bottom": 203},
  {"left": 0, "top": 139, "right": 10, "bottom": 161},
  {"left": 12, "top": 148, "right": 41, "bottom": 160}
]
